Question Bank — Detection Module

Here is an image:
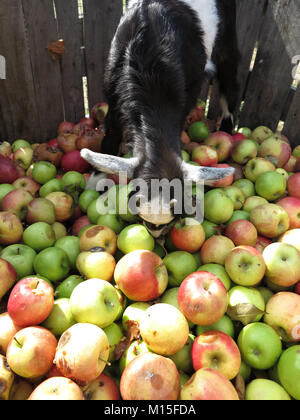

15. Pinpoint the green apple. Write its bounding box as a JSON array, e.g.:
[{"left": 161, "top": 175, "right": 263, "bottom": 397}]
[
  {"left": 26, "top": 197, "right": 56, "bottom": 225},
  {"left": 55, "top": 275, "right": 84, "bottom": 299},
  {"left": 223, "top": 186, "right": 246, "bottom": 210},
  {"left": 243, "top": 196, "right": 268, "bottom": 213},
  {"left": 70, "top": 278, "right": 122, "bottom": 328},
  {"left": 226, "top": 210, "right": 250, "bottom": 225},
  {"left": 33, "top": 247, "right": 71, "bottom": 283},
  {"left": 97, "top": 214, "right": 127, "bottom": 234},
  {"left": 204, "top": 189, "right": 234, "bottom": 224},
  {"left": 238, "top": 127, "right": 252, "bottom": 138},
  {"left": 103, "top": 322, "right": 125, "bottom": 363},
  {"left": 237, "top": 322, "right": 282, "bottom": 370},
  {"left": 239, "top": 360, "right": 252, "bottom": 382},
  {"left": 233, "top": 179, "right": 256, "bottom": 198},
  {"left": 87, "top": 198, "right": 104, "bottom": 224},
  {"left": 23, "top": 222, "right": 56, "bottom": 252},
  {"left": 42, "top": 298, "right": 76, "bottom": 336},
  {"left": 32, "top": 161, "right": 57, "bottom": 185},
  {"left": 61, "top": 171, "right": 86, "bottom": 194},
  {"left": 0, "top": 184, "right": 15, "bottom": 207},
  {"left": 122, "top": 302, "right": 151, "bottom": 332},
  {"left": 250, "top": 126, "right": 273, "bottom": 144},
  {"left": 160, "top": 287, "right": 194, "bottom": 329},
  {"left": 257, "top": 286, "right": 274, "bottom": 304},
  {"left": 245, "top": 378, "right": 291, "bottom": 400},
  {"left": 78, "top": 189, "right": 100, "bottom": 213},
  {"left": 117, "top": 224, "right": 155, "bottom": 254},
  {"left": 180, "top": 372, "right": 190, "bottom": 389},
  {"left": 51, "top": 222, "right": 67, "bottom": 240},
  {"left": 55, "top": 236, "right": 80, "bottom": 270},
  {"left": 255, "top": 171, "right": 287, "bottom": 202},
  {"left": 39, "top": 179, "right": 62, "bottom": 198},
  {"left": 119, "top": 340, "right": 151, "bottom": 373},
  {"left": 168, "top": 334, "right": 195, "bottom": 373},
  {"left": 182, "top": 150, "right": 190, "bottom": 162},
  {"left": 227, "top": 286, "right": 265, "bottom": 324},
  {"left": 278, "top": 345, "right": 300, "bottom": 400},
  {"left": 195, "top": 314, "right": 235, "bottom": 338},
  {"left": 11, "top": 139, "right": 31, "bottom": 152},
  {"left": 231, "top": 139, "right": 258, "bottom": 165},
  {"left": 197, "top": 263, "right": 231, "bottom": 291},
  {"left": 202, "top": 220, "right": 221, "bottom": 239},
  {"left": 163, "top": 251, "right": 197, "bottom": 287},
  {"left": 0, "top": 244, "right": 36, "bottom": 279},
  {"left": 188, "top": 121, "right": 210, "bottom": 142},
  {"left": 244, "top": 157, "right": 276, "bottom": 182}
]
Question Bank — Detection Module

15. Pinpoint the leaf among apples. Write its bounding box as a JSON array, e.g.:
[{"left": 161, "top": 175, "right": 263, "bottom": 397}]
[
  {"left": 114, "top": 320, "right": 141, "bottom": 361},
  {"left": 234, "top": 373, "right": 245, "bottom": 401},
  {"left": 227, "top": 303, "right": 266, "bottom": 326}
]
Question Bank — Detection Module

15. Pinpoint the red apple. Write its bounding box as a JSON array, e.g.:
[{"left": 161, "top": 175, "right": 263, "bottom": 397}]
[
  {"left": 7, "top": 277, "right": 54, "bottom": 328},
  {"left": 205, "top": 132, "right": 234, "bottom": 162},
  {"left": 6, "top": 326, "right": 57, "bottom": 379},
  {"left": 192, "top": 145, "right": 218, "bottom": 166},
  {"left": 1, "top": 189, "right": 33, "bottom": 221},
  {"left": 0, "top": 211, "right": 24, "bottom": 245},
  {"left": 178, "top": 271, "right": 228, "bottom": 326},
  {"left": 45, "top": 192, "right": 74, "bottom": 222},
  {"left": 209, "top": 163, "right": 234, "bottom": 187},
  {"left": 28, "top": 377, "right": 84, "bottom": 400},
  {"left": 57, "top": 121, "right": 75, "bottom": 135},
  {"left": 0, "top": 312, "right": 21, "bottom": 355},
  {"left": 60, "top": 150, "right": 90, "bottom": 173},
  {"left": 288, "top": 173, "right": 300, "bottom": 199},
  {"left": 191, "top": 331, "right": 241, "bottom": 380},
  {"left": 258, "top": 135, "right": 291, "bottom": 168},
  {"left": 79, "top": 117, "right": 96, "bottom": 129},
  {"left": 232, "top": 133, "right": 246, "bottom": 143},
  {"left": 277, "top": 197, "right": 300, "bottom": 229},
  {"left": 0, "top": 155, "right": 25, "bottom": 184},
  {"left": 225, "top": 220, "right": 258, "bottom": 246},
  {"left": 0, "top": 258, "right": 18, "bottom": 303},
  {"left": 12, "top": 177, "right": 40, "bottom": 197},
  {"left": 200, "top": 235, "right": 235, "bottom": 265},
  {"left": 82, "top": 373, "right": 121, "bottom": 400},
  {"left": 26, "top": 197, "right": 56, "bottom": 225},
  {"left": 47, "top": 139, "right": 59, "bottom": 148},
  {"left": 114, "top": 250, "right": 168, "bottom": 302},
  {"left": 170, "top": 218, "right": 206, "bottom": 253},
  {"left": 255, "top": 236, "right": 272, "bottom": 254},
  {"left": 72, "top": 215, "right": 91, "bottom": 236}
]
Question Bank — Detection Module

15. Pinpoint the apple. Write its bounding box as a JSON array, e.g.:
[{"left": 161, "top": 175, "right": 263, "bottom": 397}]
[
  {"left": 76, "top": 248, "right": 116, "bottom": 282},
  {"left": 120, "top": 353, "right": 180, "bottom": 400},
  {"left": 244, "top": 157, "right": 276, "bottom": 182},
  {"left": 103, "top": 322, "right": 124, "bottom": 363},
  {"left": 0, "top": 354, "right": 15, "bottom": 400},
  {"left": 119, "top": 340, "right": 151, "bottom": 373},
  {"left": 78, "top": 189, "right": 100, "bottom": 213},
  {"left": 39, "top": 178, "right": 62, "bottom": 197},
  {"left": 287, "top": 173, "right": 300, "bottom": 199},
  {"left": 1, "top": 189, "right": 33, "bottom": 221},
  {"left": 22, "top": 222, "right": 56, "bottom": 252},
  {"left": 237, "top": 322, "right": 282, "bottom": 370},
  {"left": 54, "top": 235, "right": 80, "bottom": 270},
  {"left": 223, "top": 186, "right": 246, "bottom": 210},
  {"left": 0, "top": 141, "right": 12, "bottom": 157},
  {"left": 32, "top": 161, "right": 57, "bottom": 184},
  {"left": 91, "top": 102, "right": 109, "bottom": 124},
  {"left": 170, "top": 218, "right": 205, "bottom": 253},
  {"left": 197, "top": 264, "right": 231, "bottom": 291},
  {"left": 54, "top": 322, "right": 110, "bottom": 383},
  {"left": 57, "top": 121, "right": 75, "bottom": 135},
  {"left": 204, "top": 189, "right": 234, "bottom": 224},
  {"left": 51, "top": 221, "right": 67, "bottom": 240},
  {"left": 45, "top": 192, "right": 74, "bottom": 222},
  {"left": 12, "top": 176, "right": 40, "bottom": 197},
  {"left": 117, "top": 224, "right": 155, "bottom": 254},
  {"left": 0, "top": 184, "right": 15, "bottom": 207},
  {"left": 70, "top": 278, "right": 121, "bottom": 328},
  {"left": 26, "top": 198, "right": 55, "bottom": 225},
  {"left": 0, "top": 155, "right": 25, "bottom": 184},
  {"left": 13, "top": 147, "right": 33, "bottom": 170},
  {"left": 277, "top": 345, "right": 300, "bottom": 400},
  {"left": 160, "top": 287, "right": 194, "bottom": 329},
  {"left": 0, "top": 312, "right": 21, "bottom": 355},
  {"left": 264, "top": 292, "right": 300, "bottom": 342},
  {"left": 227, "top": 285, "right": 265, "bottom": 324},
  {"left": 42, "top": 298, "right": 76, "bottom": 337},
  {"left": 0, "top": 244, "right": 36, "bottom": 279},
  {"left": 243, "top": 196, "right": 268, "bottom": 213},
  {"left": 195, "top": 314, "right": 235, "bottom": 338},
  {"left": 97, "top": 214, "right": 127, "bottom": 235},
  {"left": 180, "top": 368, "right": 239, "bottom": 400},
  {"left": 28, "top": 377, "right": 84, "bottom": 400},
  {"left": 205, "top": 132, "right": 233, "bottom": 162},
  {"left": 0, "top": 212, "right": 23, "bottom": 245},
  {"left": 33, "top": 247, "right": 70, "bottom": 283},
  {"left": 178, "top": 271, "right": 228, "bottom": 326},
  {"left": 245, "top": 378, "right": 291, "bottom": 400},
  {"left": 61, "top": 150, "right": 90, "bottom": 173},
  {"left": 114, "top": 250, "right": 168, "bottom": 302},
  {"left": 283, "top": 155, "right": 297, "bottom": 172},
  {"left": 232, "top": 133, "right": 246, "bottom": 143},
  {"left": 72, "top": 215, "right": 91, "bottom": 236},
  {"left": 258, "top": 135, "right": 292, "bottom": 168},
  {"left": 139, "top": 303, "right": 189, "bottom": 356},
  {"left": 191, "top": 145, "right": 218, "bottom": 166},
  {"left": 7, "top": 277, "right": 54, "bottom": 327},
  {"left": 79, "top": 225, "right": 117, "bottom": 255},
  {"left": 250, "top": 126, "right": 273, "bottom": 144},
  {"left": 231, "top": 139, "right": 257, "bottom": 165},
  {"left": 255, "top": 171, "right": 287, "bottom": 202},
  {"left": 82, "top": 373, "right": 121, "bottom": 400},
  {"left": 254, "top": 236, "right": 272, "bottom": 254},
  {"left": 225, "top": 220, "right": 258, "bottom": 247},
  {"left": 168, "top": 333, "right": 195, "bottom": 373},
  {"left": 6, "top": 326, "right": 57, "bottom": 379},
  {"left": 8, "top": 377, "right": 34, "bottom": 401},
  {"left": 250, "top": 203, "right": 290, "bottom": 238},
  {"left": 11, "top": 139, "right": 31, "bottom": 152},
  {"left": 61, "top": 171, "right": 86, "bottom": 194},
  {"left": 0, "top": 258, "right": 18, "bottom": 301},
  {"left": 200, "top": 235, "right": 235, "bottom": 266},
  {"left": 257, "top": 286, "right": 274, "bottom": 305},
  {"left": 163, "top": 251, "right": 197, "bottom": 287},
  {"left": 226, "top": 211, "right": 250, "bottom": 226},
  {"left": 87, "top": 198, "right": 105, "bottom": 224},
  {"left": 225, "top": 246, "right": 266, "bottom": 287},
  {"left": 191, "top": 331, "right": 241, "bottom": 380},
  {"left": 279, "top": 229, "right": 300, "bottom": 252},
  {"left": 233, "top": 179, "right": 256, "bottom": 199},
  {"left": 54, "top": 275, "right": 84, "bottom": 299},
  {"left": 263, "top": 242, "right": 300, "bottom": 287},
  {"left": 202, "top": 220, "right": 222, "bottom": 239},
  {"left": 57, "top": 132, "right": 79, "bottom": 153}
]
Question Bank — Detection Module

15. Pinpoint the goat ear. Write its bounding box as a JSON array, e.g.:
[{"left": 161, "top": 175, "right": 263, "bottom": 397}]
[
  {"left": 80, "top": 149, "right": 139, "bottom": 178},
  {"left": 182, "top": 161, "right": 235, "bottom": 185}
]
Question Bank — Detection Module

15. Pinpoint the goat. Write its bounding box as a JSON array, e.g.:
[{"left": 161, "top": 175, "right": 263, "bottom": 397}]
[{"left": 81, "top": 0, "right": 239, "bottom": 237}]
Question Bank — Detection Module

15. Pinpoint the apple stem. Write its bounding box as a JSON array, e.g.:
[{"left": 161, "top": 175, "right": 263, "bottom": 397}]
[
  {"left": 99, "top": 356, "right": 111, "bottom": 366},
  {"left": 14, "top": 337, "right": 22, "bottom": 347}
]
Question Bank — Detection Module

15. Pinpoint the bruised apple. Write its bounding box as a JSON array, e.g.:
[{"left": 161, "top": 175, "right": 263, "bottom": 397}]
[{"left": 28, "top": 377, "right": 84, "bottom": 400}]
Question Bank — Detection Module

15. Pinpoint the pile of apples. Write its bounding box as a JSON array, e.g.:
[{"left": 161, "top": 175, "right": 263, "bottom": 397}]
[{"left": 1, "top": 101, "right": 300, "bottom": 401}]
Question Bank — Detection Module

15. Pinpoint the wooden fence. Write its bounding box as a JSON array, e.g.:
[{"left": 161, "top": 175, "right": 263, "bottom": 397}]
[{"left": 0, "top": 0, "right": 299, "bottom": 147}]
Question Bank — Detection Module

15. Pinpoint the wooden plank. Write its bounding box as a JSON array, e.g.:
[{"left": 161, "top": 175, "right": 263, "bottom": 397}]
[
  {"left": 54, "top": 0, "right": 85, "bottom": 123},
  {"left": 282, "top": 84, "right": 300, "bottom": 147},
  {"left": 22, "top": 0, "right": 64, "bottom": 141},
  {"left": 83, "top": 0, "right": 123, "bottom": 109},
  {"left": 0, "top": 0, "right": 40, "bottom": 142},
  {"left": 239, "top": 0, "right": 300, "bottom": 131}
]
